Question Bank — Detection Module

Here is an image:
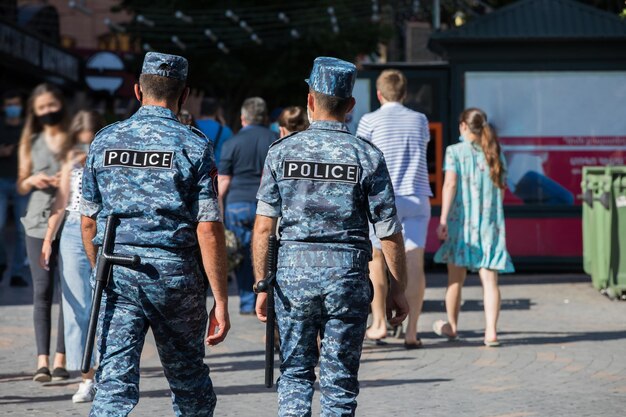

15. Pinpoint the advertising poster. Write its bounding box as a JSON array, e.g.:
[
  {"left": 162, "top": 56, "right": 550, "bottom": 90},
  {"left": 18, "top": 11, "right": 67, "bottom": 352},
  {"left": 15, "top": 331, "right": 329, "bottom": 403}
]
[{"left": 466, "top": 71, "right": 626, "bottom": 206}]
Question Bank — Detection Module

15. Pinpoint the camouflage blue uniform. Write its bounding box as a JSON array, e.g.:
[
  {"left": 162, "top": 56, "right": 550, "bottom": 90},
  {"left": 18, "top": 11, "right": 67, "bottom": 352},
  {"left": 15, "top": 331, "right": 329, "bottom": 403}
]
[
  {"left": 256, "top": 57, "right": 402, "bottom": 416},
  {"left": 81, "top": 52, "right": 220, "bottom": 417}
]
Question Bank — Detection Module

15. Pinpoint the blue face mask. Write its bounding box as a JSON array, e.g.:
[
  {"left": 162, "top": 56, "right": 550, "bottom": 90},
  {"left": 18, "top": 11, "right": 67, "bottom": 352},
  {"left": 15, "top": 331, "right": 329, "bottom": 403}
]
[
  {"left": 4, "top": 105, "right": 22, "bottom": 119},
  {"left": 458, "top": 135, "right": 465, "bottom": 142}
]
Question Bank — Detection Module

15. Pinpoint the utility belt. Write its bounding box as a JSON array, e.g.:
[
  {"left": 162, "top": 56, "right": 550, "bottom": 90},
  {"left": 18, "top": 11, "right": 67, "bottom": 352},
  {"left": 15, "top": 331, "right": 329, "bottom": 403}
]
[
  {"left": 278, "top": 242, "right": 369, "bottom": 270},
  {"left": 111, "top": 244, "right": 199, "bottom": 262}
]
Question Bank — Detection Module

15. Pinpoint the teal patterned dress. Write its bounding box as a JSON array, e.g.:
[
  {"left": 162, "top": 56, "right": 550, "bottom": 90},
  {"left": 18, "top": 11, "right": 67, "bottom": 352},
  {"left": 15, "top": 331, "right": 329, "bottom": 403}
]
[{"left": 434, "top": 141, "right": 514, "bottom": 273}]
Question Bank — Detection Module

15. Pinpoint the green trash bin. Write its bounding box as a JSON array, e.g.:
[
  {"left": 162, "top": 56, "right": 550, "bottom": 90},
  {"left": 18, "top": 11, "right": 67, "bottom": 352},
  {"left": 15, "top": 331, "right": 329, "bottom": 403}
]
[
  {"left": 608, "top": 172, "right": 626, "bottom": 299},
  {"left": 582, "top": 166, "right": 626, "bottom": 299},
  {"left": 581, "top": 167, "right": 612, "bottom": 290}
]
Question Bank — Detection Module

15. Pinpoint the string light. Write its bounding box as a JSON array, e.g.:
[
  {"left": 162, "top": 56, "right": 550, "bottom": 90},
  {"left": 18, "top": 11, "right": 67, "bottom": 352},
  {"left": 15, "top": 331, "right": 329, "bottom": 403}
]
[
  {"left": 327, "top": 7, "right": 340, "bottom": 34},
  {"left": 171, "top": 35, "right": 186, "bottom": 50},
  {"left": 250, "top": 33, "right": 263, "bottom": 45},
  {"left": 136, "top": 14, "right": 155, "bottom": 27},
  {"left": 104, "top": 18, "right": 126, "bottom": 33},
  {"left": 277, "top": 12, "right": 289, "bottom": 24},
  {"left": 225, "top": 9, "right": 240, "bottom": 23},
  {"left": 100, "top": 2, "right": 391, "bottom": 52},
  {"left": 239, "top": 20, "right": 253, "bottom": 33},
  {"left": 175, "top": 10, "right": 193, "bottom": 24},
  {"left": 371, "top": 0, "right": 380, "bottom": 22},
  {"left": 204, "top": 28, "right": 218, "bottom": 42},
  {"left": 217, "top": 42, "right": 230, "bottom": 54},
  {"left": 68, "top": 0, "right": 92, "bottom": 15}
]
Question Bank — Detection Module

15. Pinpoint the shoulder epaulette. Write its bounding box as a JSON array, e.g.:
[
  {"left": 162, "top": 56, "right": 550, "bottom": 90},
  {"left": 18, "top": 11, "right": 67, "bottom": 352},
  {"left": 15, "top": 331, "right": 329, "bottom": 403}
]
[
  {"left": 268, "top": 130, "right": 299, "bottom": 148},
  {"left": 189, "top": 125, "right": 208, "bottom": 139},
  {"left": 356, "top": 135, "right": 383, "bottom": 153}
]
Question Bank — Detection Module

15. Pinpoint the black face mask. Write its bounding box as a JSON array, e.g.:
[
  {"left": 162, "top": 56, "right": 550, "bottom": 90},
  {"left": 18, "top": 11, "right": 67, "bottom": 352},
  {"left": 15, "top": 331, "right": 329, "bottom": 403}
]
[{"left": 37, "top": 109, "right": 64, "bottom": 127}]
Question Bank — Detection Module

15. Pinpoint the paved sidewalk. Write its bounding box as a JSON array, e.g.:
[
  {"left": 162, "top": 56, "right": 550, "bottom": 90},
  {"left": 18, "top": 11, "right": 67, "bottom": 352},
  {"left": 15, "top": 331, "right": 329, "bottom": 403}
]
[{"left": 1, "top": 273, "right": 625, "bottom": 416}]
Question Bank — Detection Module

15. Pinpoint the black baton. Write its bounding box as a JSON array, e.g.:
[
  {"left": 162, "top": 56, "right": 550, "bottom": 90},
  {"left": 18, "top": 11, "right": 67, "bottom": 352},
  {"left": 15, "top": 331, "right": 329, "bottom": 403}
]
[
  {"left": 253, "top": 235, "right": 278, "bottom": 388},
  {"left": 81, "top": 215, "right": 141, "bottom": 374}
]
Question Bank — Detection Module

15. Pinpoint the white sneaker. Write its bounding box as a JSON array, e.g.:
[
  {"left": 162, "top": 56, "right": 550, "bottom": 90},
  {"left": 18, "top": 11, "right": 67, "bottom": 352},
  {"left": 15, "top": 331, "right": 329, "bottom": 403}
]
[{"left": 72, "top": 379, "right": 96, "bottom": 403}]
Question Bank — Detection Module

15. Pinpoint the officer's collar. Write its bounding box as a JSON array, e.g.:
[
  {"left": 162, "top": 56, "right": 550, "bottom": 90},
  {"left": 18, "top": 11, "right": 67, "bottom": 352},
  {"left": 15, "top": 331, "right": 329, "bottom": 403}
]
[
  {"left": 309, "top": 120, "right": 350, "bottom": 133},
  {"left": 134, "top": 105, "right": 178, "bottom": 121}
]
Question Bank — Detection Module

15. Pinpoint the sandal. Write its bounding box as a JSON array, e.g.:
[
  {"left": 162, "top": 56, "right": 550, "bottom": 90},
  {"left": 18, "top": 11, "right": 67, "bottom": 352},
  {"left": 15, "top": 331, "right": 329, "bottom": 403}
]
[{"left": 484, "top": 340, "right": 501, "bottom": 347}]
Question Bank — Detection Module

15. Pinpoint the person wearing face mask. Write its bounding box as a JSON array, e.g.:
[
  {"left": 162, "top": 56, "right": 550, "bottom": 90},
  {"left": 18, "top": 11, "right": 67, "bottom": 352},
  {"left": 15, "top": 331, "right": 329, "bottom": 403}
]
[
  {"left": 0, "top": 90, "right": 29, "bottom": 287},
  {"left": 40, "top": 110, "right": 104, "bottom": 402},
  {"left": 17, "top": 83, "right": 73, "bottom": 382}
]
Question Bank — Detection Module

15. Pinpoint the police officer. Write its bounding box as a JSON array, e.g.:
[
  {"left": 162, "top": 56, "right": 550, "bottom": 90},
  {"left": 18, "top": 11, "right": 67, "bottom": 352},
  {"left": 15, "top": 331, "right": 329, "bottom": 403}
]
[
  {"left": 253, "top": 57, "right": 410, "bottom": 416},
  {"left": 81, "top": 52, "right": 230, "bottom": 417}
]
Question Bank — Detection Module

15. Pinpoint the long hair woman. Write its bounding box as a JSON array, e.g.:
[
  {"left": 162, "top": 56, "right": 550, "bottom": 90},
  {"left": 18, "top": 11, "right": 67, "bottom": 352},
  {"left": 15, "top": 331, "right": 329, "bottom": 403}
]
[
  {"left": 40, "top": 110, "right": 104, "bottom": 401},
  {"left": 17, "top": 83, "right": 72, "bottom": 382},
  {"left": 433, "top": 108, "right": 514, "bottom": 347}
]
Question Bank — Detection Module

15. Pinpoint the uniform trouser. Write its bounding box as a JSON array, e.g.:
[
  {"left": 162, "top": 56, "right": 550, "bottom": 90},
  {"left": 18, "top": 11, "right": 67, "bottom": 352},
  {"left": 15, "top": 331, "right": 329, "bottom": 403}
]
[
  {"left": 90, "top": 251, "right": 216, "bottom": 417},
  {"left": 275, "top": 248, "right": 372, "bottom": 417}
]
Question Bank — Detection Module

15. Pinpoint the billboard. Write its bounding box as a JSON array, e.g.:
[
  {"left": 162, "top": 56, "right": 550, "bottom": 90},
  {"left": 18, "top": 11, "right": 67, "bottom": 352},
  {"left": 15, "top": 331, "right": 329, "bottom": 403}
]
[{"left": 465, "top": 71, "right": 626, "bottom": 206}]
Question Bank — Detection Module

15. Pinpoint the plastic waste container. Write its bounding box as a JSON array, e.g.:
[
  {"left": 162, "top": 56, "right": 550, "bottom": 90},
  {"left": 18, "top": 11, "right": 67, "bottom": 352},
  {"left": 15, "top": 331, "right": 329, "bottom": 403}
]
[
  {"left": 608, "top": 171, "right": 626, "bottom": 299},
  {"left": 582, "top": 166, "right": 626, "bottom": 299}
]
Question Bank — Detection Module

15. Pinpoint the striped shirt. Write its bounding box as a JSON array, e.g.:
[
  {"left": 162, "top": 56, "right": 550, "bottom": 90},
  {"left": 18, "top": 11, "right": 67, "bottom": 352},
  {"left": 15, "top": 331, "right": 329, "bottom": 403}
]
[{"left": 357, "top": 102, "right": 432, "bottom": 197}]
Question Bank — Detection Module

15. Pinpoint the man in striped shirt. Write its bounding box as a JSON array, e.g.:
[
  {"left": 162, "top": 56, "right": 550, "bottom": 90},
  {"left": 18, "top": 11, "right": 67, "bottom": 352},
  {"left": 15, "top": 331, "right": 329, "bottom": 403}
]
[{"left": 357, "top": 69, "right": 432, "bottom": 348}]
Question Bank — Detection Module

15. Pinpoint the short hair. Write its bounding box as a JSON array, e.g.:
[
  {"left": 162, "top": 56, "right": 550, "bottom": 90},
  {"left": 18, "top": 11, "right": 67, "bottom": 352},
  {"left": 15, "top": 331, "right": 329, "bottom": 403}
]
[
  {"left": 200, "top": 97, "right": 219, "bottom": 116},
  {"left": 311, "top": 90, "right": 352, "bottom": 118},
  {"left": 376, "top": 69, "right": 407, "bottom": 102},
  {"left": 139, "top": 74, "right": 186, "bottom": 103},
  {"left": 278, "top": 106, "right": 309, "bottom": 133},
  {"left": 241, "top": 97, "right": 267, "bottom": 125}
]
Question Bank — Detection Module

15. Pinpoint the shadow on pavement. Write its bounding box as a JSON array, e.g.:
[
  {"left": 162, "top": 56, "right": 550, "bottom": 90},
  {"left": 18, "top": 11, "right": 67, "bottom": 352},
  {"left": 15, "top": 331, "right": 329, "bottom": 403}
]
[
  {"left": 423, "top": 298, "right": 533, "bottom": 312},
  {"left": 0, "top": 393, "right": 73, "bottom": 405},
  {"left": 425, "top": 273, "right": 590, "bottom": 288},
  {"left": 501, "top": 329, "right": 626, "bottom": 346},
  {"left": 360, "top": 378, "right": 452, "bottom": 387}
]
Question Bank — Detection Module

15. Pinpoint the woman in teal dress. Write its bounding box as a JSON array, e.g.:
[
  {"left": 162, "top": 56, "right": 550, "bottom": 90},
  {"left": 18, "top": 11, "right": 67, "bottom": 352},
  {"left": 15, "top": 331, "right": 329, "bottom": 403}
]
[{"left": 433, "top": 108, "right": 514, "bottom": 347}]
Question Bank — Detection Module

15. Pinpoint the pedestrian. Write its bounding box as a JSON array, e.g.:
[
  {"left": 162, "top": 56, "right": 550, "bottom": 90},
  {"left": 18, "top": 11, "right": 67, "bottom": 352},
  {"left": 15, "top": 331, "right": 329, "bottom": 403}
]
[
  {"left": 218, "top": 97, "right": 278, "bottom": 315},
  {"left": 0, "top": 90, "right": 29, "bottom": 287},
  {"left": 253, "top": 56, "right": 410, "bottom": 416},
  {"left": 277, "top": 106, "right": 309, "bottom": 137},
  {"left": 40, "top": 110, "right": 104, "bottom": 402},
  {"left": 433, "top": 108, "right": 514, "bottom": 347},
  {"left": 17, "top": 83, "right": 72, "bottom": 382},
  {"left": 196, "top": 97, "right": 233, "bottom": 166},
  {"left": 356, "top": 69, "right": 432, "bottom": 348},
  {"left": 80, "top": 52, "right": 230, "bottom": 416}
]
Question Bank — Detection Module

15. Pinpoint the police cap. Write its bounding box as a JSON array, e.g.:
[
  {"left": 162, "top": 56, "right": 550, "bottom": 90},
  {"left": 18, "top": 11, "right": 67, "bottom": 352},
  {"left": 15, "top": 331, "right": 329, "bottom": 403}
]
[
  {"left": 305, "top": 56, "right": 356, "bottom": 98},
  {"left": 141, "top": 52, "right": 188, "bottom": 81}
]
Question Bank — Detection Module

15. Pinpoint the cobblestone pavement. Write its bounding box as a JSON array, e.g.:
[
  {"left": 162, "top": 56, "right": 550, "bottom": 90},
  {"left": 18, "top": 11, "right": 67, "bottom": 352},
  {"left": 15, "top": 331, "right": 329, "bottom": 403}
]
[{"left": 1, "top": 273, "right": 625, "bottom": 416}]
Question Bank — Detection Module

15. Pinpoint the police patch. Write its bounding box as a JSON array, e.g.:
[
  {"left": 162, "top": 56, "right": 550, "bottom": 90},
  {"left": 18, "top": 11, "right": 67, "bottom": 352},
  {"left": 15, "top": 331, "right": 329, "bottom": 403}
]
[
  {"left": 210, "top": 167, "right": 219, "bottom": 196},
  {"left": 283, "top": 160, "right": 359, "bottom": 184},
  {"left": 103, "top": 149, "right": 173, "bottom": 169}
]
